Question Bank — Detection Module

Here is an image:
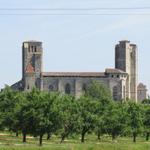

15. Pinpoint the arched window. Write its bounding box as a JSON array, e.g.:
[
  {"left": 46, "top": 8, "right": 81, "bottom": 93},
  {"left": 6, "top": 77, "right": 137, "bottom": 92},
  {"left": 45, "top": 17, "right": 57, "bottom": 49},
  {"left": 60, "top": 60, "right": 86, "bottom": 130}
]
[
  {"left": 65, "top": 83, "right": 71, "bottom": 94},
  {"left": 27, "top": 85, "right": 30, "bottom": 90},
  {"left": 49, "top": 85, "right": 54, "bottom": 91},
  {"left": 34, "top": 46, "right": 37, "bottom": 52},
  {"left": 31, "top": 46, "right": 34, "bottom": 52},
  {"left": 82, "top": 83, "right": 87, "bottom": 92},
  {"left": 28, "top": 46, "right": 31, "bottom": 52},
  {"left": 113, "top": 86, "right": 118, "bottom": 100},
  {"left": 117, "top": 75, "right": 120, "bottom": 78}
]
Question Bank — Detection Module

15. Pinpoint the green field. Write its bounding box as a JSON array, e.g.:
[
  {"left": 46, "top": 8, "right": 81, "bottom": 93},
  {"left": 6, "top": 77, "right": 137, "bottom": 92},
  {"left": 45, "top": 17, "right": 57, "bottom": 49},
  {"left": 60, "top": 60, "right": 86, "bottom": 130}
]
[
  {"left": 0, "top": 143, "right": 150, "bottom": 150},
  {"left": 0, "top": 133, "right": 149, "bottom": 150}
]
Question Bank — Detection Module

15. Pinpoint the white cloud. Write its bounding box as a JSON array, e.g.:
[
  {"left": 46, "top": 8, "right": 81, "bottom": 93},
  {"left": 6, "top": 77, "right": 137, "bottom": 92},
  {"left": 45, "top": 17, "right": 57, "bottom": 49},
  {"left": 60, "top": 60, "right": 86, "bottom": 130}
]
[{"left": 77, "top": 15, "right": 150, "bottom": 40}]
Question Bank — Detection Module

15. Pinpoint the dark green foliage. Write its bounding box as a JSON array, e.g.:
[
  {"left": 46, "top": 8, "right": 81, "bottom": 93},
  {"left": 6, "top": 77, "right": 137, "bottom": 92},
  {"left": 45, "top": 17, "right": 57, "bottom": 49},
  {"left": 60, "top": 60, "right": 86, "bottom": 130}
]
[
  {"left": 0, "top": 86, "right": 21, "bottom": 131},
  {"left": 143, "top": 105, "right": 150, "bottom": 141},
  {"left": 142, "top": 99, "right": 150, "bottom": 104},
  {"left": 104, "top": 102, "right": 128, "bottom": 141},
  {"left": 57, "top": 94, "right": 81, "bottom": 143},
  {"left": 25, "top": 89, "right": 61, "bottom": 146},
  {"left": 0, "top": 82, "right": 149, "bottom": 146},
  {"left": 85, "top": 81, "right": 112, "bottom": 103},
  {"left": 79, "top": 96, "right": 99, "bottom": 142},
  {"left": 126, "top": 102, "right": 143, "bottom": 142},
  {"left": 84, "top": 81, "right": 113, "bottom": 141}
]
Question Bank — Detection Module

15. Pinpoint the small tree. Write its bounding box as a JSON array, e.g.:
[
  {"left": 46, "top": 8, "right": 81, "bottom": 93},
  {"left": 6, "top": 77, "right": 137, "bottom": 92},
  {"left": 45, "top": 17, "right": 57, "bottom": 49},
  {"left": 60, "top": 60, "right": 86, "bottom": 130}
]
[
  {"left": 14, "top": 89, "right": 39, "bottom": 143},
  {"left": 32, "top": 93, "right": 51, "bottom": 146},
  {"left": 79, "top": 96, "right": 99, "bottom": 143},
  {"left": 85, "top": 81, "right": 112, "bottom": 103},
  {"left": 57, "top": 94, "right": 81, "bottom": 143},
  {"left": 45, "top": 92, "right": 62, "bottom": 141},
  {"left": 143, "top": 105, "right": 150, "bottom": 141},
  {"left": 126, "top": 102, "right": 143, "bottom": 142},
  {"left": 27, "top": 89, "right": 61, "bottom": 146},
  {"left": 104, "top": 102, "right": 128, "bottom": 141},
  {"left": 85, "top": 81, "right": 112, "bottom": 140},
  {"left": 0, "top": 86, "right": 21, "bottom": 133}
]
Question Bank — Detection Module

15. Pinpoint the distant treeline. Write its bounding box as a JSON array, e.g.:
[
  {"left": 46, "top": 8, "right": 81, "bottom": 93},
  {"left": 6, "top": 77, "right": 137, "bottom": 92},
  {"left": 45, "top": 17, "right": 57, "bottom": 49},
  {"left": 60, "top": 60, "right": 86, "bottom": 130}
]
[{"left": 0, "top": 81, "right": 150, "bottom": 146}]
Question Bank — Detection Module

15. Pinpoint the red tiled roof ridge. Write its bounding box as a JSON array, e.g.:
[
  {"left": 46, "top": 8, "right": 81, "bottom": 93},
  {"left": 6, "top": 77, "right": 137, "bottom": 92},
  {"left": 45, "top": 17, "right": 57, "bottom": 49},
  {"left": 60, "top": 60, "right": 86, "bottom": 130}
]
[{"left": 26, "top": 63, "right": 35, "bottom": 73}]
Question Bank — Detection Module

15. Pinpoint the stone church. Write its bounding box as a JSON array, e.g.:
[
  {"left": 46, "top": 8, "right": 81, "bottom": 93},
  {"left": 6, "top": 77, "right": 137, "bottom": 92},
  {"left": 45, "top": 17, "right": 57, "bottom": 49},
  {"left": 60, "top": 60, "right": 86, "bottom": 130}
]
[{"left": 12, "top": 40, "right": 138, "bottom": 102}]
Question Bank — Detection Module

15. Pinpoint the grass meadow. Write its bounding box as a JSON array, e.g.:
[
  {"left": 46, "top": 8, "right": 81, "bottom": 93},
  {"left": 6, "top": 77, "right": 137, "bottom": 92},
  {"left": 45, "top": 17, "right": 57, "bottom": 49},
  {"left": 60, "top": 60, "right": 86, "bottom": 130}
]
[{"left": 0, "top": 133, "right": 149, "bottom": 150}]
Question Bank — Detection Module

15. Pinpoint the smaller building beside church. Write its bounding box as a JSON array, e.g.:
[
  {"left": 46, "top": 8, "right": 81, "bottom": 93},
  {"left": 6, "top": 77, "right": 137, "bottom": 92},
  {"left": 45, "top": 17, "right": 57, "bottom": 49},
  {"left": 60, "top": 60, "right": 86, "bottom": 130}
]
[{"left": 137, "top": 83, "right": 148, "bottom": 102}]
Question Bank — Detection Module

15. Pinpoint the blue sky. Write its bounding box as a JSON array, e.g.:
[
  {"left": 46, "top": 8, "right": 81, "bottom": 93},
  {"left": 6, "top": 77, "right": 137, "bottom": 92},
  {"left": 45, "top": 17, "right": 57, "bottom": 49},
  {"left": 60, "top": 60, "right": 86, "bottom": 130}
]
[{"left": 0, "top": 0, "right": 150, "bottom": 93}]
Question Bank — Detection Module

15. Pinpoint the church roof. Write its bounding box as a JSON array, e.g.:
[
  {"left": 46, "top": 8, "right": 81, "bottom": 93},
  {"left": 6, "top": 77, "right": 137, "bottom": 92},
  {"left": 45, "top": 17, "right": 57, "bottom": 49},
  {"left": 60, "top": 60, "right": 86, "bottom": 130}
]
[
  {"left": 42, "top": 72, "right": 105, "bottom": 77},
  {"left": 42, "top": 68, "right": 127, "bottom": 77}
]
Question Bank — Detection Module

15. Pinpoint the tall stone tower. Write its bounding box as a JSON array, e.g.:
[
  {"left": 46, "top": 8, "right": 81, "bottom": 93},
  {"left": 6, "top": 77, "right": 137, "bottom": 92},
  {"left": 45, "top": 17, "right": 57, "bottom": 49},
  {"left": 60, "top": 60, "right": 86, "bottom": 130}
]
[
  {"left": 22, "top": 41, "right": 43, "bottom": 90},
  {"left": 115, "top": 40, "right": 137, "bottom": 102}
]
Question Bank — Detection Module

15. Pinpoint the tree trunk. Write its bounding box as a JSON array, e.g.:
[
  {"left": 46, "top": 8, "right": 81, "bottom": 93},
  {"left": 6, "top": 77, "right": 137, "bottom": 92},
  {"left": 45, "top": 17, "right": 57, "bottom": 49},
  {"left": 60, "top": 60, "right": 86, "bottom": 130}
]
[
  {"left": 33, "top": 134, "right": 37, "bottom": 138},
  {"left": 112, "top": 133, "right": 116, "bottom": 141},
  {"left": 81, "top": 132, "right": 86, "bottom": 143},
  {"left": 146, "top": 132, "right": 149, "bottom": 141},
  {"left": 39, "top": 134, "right": 43, "bottom": 146},
  {"left": 22, "top": 131, "right": 26, "bottom": 143},
  {"left": 16, "top": 131, "right": 19, "bottom": 137},
  {"left": 133, "top": 132, "right": 136, "bottom": 143},
  {"left": 97, "top": 131, "right": 101, "bottom": 141},
  {"left": 47, "top": 133, "right": 51, "bottom": 140},
  {"left": 60, "top": 133, "right": 66, "bottom": 143}
]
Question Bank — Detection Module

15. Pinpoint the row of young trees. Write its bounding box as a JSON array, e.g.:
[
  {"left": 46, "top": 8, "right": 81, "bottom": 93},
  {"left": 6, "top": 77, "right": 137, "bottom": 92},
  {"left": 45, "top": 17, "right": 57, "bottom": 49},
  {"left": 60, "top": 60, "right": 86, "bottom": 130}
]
[{"left": 0, "top": 82, "right": 150, "bottom": 146}]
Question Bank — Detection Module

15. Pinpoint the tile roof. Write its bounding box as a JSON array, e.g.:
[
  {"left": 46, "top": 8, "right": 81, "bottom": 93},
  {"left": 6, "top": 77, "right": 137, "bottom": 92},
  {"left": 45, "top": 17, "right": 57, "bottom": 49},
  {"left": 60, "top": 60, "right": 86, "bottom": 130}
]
[
  {"left": 26, "top": 64, "right": 35, "bottom": 73},
  {"left": 105, "top": 68, "right": 127, "bottom": 74}
]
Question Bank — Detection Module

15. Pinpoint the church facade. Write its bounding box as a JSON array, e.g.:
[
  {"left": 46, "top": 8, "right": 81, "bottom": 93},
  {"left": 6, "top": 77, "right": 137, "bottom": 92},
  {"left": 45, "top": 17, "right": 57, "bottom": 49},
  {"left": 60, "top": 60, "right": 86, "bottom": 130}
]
[{"left": 12, "top": 40, "right": 138, "bottom": 102}]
